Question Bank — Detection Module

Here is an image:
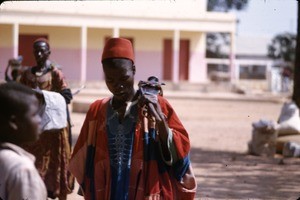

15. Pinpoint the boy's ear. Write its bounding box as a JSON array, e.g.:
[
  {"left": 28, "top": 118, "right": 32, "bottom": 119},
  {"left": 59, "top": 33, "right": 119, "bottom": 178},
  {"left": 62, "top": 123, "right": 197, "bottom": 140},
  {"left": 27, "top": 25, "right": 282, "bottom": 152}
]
[{"left": 8, "top": 115, "right": 18, "bottom": 131}]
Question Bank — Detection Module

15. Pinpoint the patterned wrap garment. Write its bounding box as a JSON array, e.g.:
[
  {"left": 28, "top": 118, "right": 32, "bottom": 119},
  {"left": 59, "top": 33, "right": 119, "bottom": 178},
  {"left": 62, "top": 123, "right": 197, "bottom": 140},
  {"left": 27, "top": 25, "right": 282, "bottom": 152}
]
[{"left": 20, "top": 64, "right": 67, "bottom": 91}]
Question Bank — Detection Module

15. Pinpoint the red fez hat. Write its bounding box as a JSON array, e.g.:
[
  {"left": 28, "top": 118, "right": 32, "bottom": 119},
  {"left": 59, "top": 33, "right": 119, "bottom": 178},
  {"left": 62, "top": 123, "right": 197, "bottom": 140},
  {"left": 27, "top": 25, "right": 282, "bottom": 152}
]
[{"left": 102, "top": 38, "right": 134, "bottom": 63}]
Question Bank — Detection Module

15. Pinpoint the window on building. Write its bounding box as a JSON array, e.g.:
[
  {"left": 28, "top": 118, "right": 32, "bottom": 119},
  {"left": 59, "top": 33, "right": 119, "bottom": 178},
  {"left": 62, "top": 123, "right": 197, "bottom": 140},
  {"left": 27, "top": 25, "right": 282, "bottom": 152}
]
[
  {"left": 239, "top": 65, "right": 266, "bottom": 80},
  {"left": 207, "top": 64, "right": 230, "bottom": 82}
]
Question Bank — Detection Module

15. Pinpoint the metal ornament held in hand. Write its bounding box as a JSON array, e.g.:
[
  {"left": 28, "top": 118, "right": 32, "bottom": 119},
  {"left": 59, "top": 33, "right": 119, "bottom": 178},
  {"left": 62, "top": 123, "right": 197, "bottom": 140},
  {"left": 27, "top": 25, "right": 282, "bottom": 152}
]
[
  {"left": 138, "top": 76, "right": 165, "bottom": 123},
  {"left": 138, "top": 76, "right": 165, "bottom": 97}
]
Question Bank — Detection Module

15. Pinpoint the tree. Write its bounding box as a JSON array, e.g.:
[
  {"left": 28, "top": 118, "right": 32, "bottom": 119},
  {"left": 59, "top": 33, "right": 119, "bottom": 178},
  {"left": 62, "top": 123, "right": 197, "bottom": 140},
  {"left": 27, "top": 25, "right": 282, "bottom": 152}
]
[
  {"left": 292, "top": 1, "right": 300, "bottom": 108},
  {"left": 206, "top": 0, "right": 249, "bottom": 58},
  {"left": 206, "top": 33, "right": 230, "bottom": 58},
  {"left": 207, "top": 0, "right": 249, "bottom": 12},
  {"left": 267, "top": 32, "right": 296, "bottom": 66}
]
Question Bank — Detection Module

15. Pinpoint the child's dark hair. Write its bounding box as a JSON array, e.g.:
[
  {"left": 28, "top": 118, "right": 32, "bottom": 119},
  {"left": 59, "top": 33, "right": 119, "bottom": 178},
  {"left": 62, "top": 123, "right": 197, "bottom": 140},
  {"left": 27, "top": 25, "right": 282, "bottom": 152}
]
[{"left": 0, "top": 82, "right": 35, "bottom": 119}]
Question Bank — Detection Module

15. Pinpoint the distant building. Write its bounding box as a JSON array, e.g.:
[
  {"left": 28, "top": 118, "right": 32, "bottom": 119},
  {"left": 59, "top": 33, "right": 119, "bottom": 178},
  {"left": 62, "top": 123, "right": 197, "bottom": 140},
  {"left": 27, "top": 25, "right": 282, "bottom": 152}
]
[
  {"left": 207, "top": 34, "right": 282, "bottom": 92},
  {"left": 236, "top": 35, "right": 272, "bottom": 78},
  {"left": 234, "top": 35, "right": 290, "bottom": 92},
  {"left": 0, "top": 1, "right": 237, "bottom": 84}
]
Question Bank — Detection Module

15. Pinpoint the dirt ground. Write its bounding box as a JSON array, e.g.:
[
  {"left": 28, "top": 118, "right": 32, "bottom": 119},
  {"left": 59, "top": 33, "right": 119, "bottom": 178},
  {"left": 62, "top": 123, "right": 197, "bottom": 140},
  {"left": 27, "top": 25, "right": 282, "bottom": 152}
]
[{"left": 68, "top": 98, "right": 300, "bottom": 200}]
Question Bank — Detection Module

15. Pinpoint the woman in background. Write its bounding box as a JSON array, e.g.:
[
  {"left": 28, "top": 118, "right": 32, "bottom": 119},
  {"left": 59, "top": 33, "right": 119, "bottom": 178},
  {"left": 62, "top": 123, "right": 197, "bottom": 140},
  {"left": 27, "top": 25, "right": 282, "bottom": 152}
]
[{"left": 19, "top": 38, "right": 73, "bottom": 200}]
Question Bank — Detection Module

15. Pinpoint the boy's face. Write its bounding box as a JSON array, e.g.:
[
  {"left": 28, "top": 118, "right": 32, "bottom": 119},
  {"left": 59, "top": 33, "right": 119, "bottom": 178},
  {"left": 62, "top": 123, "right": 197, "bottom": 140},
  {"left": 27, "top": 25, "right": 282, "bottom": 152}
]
[
  {"left": 33, "top": 42, "right": 50, "bottom": 66},
  {"left": 103, "top": 59, "right": 135, "bottom": 103},
  {"left": 17, "top": 95, "right": 42, "bottom": 144}
]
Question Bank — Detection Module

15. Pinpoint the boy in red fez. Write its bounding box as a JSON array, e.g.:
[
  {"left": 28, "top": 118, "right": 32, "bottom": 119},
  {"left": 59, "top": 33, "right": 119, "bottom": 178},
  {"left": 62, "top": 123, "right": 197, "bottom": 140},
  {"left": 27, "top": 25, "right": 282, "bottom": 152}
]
[{"left": 70, "top": 38, "right": 197, "bottom": 199}]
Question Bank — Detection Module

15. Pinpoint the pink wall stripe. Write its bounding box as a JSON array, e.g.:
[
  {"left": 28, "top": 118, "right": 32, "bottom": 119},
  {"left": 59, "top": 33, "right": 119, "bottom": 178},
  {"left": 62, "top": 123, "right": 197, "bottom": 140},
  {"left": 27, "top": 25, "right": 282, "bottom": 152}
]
[
  {"left": 135, "top": 51, "right": 162, "bottom": 81},
  {"left": 51, "top": 48, "right": 81, "bottom": 80},
  {"left": 189, "top": 51, "right": 207, "bottom": 82},
  {"left": 86, "top": 49, "right": 104, "bottom": 81}
]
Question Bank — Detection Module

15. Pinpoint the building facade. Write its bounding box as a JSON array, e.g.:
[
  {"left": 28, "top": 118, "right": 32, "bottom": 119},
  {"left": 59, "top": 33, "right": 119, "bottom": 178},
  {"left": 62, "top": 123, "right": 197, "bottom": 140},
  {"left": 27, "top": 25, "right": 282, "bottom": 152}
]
[{"left": 0, "top": 1, "right": 237, "bottom": 84}]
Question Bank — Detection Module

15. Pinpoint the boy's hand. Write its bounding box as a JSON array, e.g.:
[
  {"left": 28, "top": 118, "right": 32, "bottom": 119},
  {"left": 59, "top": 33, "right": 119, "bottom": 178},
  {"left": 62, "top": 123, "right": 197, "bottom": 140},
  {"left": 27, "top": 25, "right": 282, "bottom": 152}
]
[{"left": 140, "top": 93, "right": 163, "bottom": 122}]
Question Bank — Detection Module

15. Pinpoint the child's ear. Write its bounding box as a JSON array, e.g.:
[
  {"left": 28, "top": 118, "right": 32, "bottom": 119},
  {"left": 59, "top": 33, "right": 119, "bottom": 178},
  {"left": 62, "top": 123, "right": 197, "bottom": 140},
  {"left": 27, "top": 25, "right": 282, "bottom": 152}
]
[{"left": 8, "top": 115, "right": 18, "bottom": 131}]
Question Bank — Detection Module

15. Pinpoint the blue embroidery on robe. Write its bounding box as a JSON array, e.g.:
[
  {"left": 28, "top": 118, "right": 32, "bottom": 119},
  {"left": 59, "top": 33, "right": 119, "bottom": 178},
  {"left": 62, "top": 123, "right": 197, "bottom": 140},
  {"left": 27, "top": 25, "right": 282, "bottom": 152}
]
[{"left": 106, "top": 102, "right": 137, "bottom": 200}]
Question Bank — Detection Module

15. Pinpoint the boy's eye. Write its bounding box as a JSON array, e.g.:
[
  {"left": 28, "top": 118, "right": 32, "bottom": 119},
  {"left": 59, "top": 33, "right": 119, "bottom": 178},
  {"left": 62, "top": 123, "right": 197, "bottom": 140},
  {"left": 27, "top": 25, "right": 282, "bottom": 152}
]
[
  {"left": 34, "top": 50, "right": 47, "bottom": 54},
  {"left": 121, "top": 76, "right": 129, "bottom": 81}
]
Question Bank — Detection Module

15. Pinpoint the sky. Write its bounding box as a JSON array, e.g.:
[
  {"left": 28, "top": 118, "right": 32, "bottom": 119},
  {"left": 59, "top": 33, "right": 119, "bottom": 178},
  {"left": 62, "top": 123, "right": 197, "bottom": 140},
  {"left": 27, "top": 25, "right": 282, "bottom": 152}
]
[{"left": 231, "top": 0, "right": 297, "bottom": 37}]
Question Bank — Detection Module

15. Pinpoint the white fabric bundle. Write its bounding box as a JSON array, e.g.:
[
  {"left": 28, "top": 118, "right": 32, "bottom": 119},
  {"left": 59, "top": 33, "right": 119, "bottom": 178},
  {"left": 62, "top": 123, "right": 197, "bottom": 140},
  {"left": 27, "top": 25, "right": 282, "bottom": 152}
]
[
  {"left": 283, "top": 141, "right": 300, "bottom": 157},
  {"left": 248, "top": 119, "right": 277, "bottom": 157},
  {"left": 277, "top": 101, "right": 300, "bottom": 136},
  {"left": 40, "top": 90, "right": 67, "bottom": 131}
]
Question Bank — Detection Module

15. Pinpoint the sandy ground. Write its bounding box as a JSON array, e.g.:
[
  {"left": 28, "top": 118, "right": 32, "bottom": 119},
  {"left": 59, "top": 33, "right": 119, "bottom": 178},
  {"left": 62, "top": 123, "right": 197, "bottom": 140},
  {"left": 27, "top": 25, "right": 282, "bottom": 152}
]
[{"left": 67, "top": 98, "right": 300, "bottom": 200}]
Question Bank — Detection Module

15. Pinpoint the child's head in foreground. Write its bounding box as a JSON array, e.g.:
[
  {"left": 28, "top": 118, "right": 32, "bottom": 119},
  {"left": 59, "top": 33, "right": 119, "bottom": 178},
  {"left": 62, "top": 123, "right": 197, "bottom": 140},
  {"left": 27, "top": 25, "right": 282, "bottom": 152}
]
[{"left": 0, "top": 82, "right": 41, "bottom": 145}]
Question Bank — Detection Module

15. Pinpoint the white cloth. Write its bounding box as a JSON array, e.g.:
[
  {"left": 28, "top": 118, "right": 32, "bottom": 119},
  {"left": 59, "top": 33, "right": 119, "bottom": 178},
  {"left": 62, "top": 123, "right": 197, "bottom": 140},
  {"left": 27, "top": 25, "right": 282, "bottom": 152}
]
[
  {"left": 277, "top": 101, "right": 300, "bottom": 136},
  {"left": 283, "top": 142, "right": 300, "bottom": 157},
  {"left": 41, "top": 90, "right": 67, "bottom": 131},
  {"left": 0, "top": 142, "right": 47, "bottom": 200}
]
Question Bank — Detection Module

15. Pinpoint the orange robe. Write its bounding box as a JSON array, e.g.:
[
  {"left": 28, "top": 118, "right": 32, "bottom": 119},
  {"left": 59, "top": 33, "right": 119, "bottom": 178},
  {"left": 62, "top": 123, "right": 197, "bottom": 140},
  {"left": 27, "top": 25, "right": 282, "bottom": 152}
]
[{"left": 69, "top": 96, "right": 197, "bottom": 200}]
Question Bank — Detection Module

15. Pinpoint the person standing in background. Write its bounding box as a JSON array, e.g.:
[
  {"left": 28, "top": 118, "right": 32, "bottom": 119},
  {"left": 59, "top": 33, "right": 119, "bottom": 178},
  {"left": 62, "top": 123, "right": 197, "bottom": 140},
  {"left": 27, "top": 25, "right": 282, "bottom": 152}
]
[
  {"left": 281, "top": 66, "right": 293, "bottom": 93},
  {"left": 4, "top": 56, "right": 25, "bottom": 82},
  {"left": 19, "top": 38, "right": 74, "bottom": 200}
]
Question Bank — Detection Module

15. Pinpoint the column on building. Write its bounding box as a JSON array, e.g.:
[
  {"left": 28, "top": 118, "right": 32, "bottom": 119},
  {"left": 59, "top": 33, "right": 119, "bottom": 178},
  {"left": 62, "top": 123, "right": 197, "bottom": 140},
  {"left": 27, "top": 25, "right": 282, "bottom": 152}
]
[
  {"left": 229, "top": 31, "right": 237, "bottom": 83},
  {"left": 189, "top": 32, "right": 207, "bottom": 83},
  {"left": 266, "top": 61, "right": 273, "bottom": 91},
  {"left": 113, "top": 27, "right": 120, "bottom": 38},
  {"left": 13, "top": 23, "right": 19, "bottom": 58},
  {"left": 80, "top": 26, "right": 87, "bottom": 83},
  {"left": 172, "top": 29, "right": 180, "bottom": 84}
]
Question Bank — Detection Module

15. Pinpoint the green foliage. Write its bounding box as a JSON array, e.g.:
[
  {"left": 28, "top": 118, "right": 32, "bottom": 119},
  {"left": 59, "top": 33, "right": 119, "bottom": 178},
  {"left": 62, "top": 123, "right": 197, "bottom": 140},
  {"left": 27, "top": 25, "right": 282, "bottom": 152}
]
[
  {"left": 207, "top": 0, "right": 249, "bottom": 12},
  {"left": 206, "top": 33, "right": 230, "bottom": 58},
  {"left": 206, "top": 0, "right": 249, "bottom": 58},
  {"left": 267, "top": 32, "right": 296, "bottom": 64}
]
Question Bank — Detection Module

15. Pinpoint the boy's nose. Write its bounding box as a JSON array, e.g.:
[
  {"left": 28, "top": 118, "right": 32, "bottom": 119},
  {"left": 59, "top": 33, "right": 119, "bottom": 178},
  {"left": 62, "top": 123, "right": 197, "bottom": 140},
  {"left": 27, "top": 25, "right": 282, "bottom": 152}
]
[{"left": 116, "top": 83, "right": 124, "bottom": 90}]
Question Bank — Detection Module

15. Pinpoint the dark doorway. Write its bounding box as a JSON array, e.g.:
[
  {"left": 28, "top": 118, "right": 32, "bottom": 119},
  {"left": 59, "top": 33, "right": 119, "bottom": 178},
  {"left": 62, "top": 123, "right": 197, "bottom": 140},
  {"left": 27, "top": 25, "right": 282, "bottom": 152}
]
[
  {"left": 179, "top": 39, "right": 190, "bottom": 80},
  {"left": 163, "top": 39, "right": 173, "bottom": 80},
  {"left": 163, "top": 39, "right": 190, "bottom": 81}
]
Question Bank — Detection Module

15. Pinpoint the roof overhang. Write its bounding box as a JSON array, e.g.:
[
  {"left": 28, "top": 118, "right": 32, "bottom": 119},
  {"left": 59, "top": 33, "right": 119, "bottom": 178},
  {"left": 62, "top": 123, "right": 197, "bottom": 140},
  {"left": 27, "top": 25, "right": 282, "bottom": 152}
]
[{"left": 0, "top": 1, "right": 236, "bottom": 33}]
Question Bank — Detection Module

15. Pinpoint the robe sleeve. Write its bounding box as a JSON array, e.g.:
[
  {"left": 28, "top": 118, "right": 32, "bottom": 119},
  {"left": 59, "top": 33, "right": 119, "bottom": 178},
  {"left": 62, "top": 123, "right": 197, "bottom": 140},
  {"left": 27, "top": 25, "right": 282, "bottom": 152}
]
[
  {"left": 68, "top": 107, "right": 91, "bottom": 185},
  {"left": 51, "top": 67, "right": 68, "bottom": 91},
  {"left": 69, "top": 99, "right": 105, "bottom": 184},
  {"left": 158, "top": 96, "right": 191, "bottom": 160},
  {"left": 158, "top": 96, "right": 197, "bottom": 198},
  {"left": 157, "top": 128, "right": 178, "bottom": 165}
]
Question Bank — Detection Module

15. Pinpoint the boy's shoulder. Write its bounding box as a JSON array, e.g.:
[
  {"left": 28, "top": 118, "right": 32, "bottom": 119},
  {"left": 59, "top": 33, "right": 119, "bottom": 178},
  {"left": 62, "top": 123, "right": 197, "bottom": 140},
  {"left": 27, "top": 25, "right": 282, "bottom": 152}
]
[
  {"left": 0, "top": 143, "right": 35, "bottom": 170},
  {"left": 87, "top": 97, "right": 111, "bottom": 119}
]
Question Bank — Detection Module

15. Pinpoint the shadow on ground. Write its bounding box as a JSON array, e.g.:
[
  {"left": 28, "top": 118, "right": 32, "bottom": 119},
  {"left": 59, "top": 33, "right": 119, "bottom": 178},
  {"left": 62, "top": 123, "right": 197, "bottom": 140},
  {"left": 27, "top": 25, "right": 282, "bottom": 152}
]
[
  {"left": 190, "top": 147, "right": 300, "bottom": 199},
  {"left": 70, "top": 132, "right": 299, "bottom": 199}
]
